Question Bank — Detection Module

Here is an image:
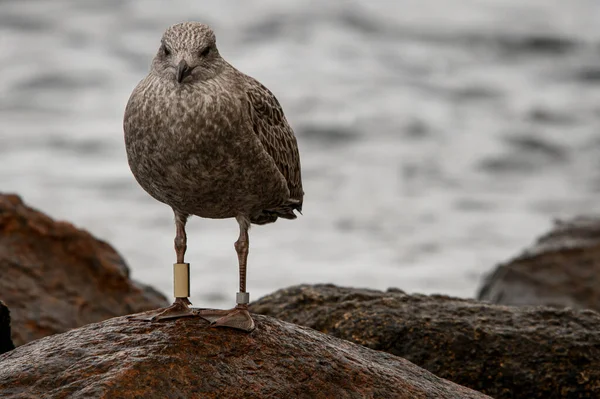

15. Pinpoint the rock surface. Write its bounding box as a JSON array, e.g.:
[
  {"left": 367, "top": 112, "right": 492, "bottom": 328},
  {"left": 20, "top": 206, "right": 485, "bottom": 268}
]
[
  {"left": 0, "top": 194, "right": 168, "bottom": 346},
  {"left": 0, "top": 300, "right": 14, "bottom": 354},
  {"left": 0, "top": 313, "right": 490, "bottom": 399},
  {"left": 478, "top": 216, "right": 600, "bottom": 310},
  {"left": 252, "top": 284, "right": 600, "bottom": 399}
]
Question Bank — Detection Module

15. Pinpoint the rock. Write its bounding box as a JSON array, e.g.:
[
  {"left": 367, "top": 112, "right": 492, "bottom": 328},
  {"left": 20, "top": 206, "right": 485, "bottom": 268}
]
[
  {"left": 0, "top": 313, "right": 490, "bottom": 399},
  {"left": 478, "top": 216, "right": 600, "bottom": 310},
  {"left": 251, "top": 284, "right": 600, "bottom": 399},
  {"left": 0, "top": 194, "right": 168, "bottom": 346},
  {"left": 0, "top": 300, "right": 15, "bottom": 354}
]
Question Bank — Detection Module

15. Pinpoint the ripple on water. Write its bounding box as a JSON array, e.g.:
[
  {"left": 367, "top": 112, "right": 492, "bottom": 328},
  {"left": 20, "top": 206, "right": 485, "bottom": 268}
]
[
  {"left": 478, "top": 133, "right": 568, "bottom": 175},
  {"left": 296, "top": 124, "right": 360, "bottom": 147}
]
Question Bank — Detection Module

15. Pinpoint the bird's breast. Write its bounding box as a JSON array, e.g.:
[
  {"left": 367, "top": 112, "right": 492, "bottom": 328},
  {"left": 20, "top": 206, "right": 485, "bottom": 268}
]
[{"left": 124, "top": 77, "right": 288, "bottom": 218}]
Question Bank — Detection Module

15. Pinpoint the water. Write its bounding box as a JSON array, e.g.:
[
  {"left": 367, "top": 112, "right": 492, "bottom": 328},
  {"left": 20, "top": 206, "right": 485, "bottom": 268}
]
[{"left": 1, "top": 0, "right": 600, "bottom": 308}]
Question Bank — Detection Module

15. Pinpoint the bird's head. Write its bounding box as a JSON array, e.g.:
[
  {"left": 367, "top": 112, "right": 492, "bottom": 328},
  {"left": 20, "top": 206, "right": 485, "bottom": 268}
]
[{"left": 151, "top": 22, "right": 224, "bottom": 84}]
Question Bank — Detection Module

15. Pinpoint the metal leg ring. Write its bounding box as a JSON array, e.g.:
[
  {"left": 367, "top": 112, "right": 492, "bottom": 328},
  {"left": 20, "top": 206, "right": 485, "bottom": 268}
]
[{"left": 236, "top": 292, "right": 250, "bottom": 304}]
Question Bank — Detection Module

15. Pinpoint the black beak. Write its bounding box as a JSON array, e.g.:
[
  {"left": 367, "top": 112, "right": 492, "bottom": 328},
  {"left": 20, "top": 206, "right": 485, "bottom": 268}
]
[{"left": 176, "top": 60, "right": 193, "bottom": 83}]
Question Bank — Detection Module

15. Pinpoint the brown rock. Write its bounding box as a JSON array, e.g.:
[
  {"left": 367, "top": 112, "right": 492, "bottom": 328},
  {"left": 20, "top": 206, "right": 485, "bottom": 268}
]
[
  {"left": 0, "top": 313, "right": 490, "bottom": 399},
  {"left": 0, "top": 300, "right": 14, "bottom": 354},
  {"left": 0, "top": 194, "right": 168, "bottom": 346},
  {"left": 251, "top": 284, "right": 600, "bottom": 399},
  {"left": 478, "top": 216, "right": 600, "bottom": 310}
]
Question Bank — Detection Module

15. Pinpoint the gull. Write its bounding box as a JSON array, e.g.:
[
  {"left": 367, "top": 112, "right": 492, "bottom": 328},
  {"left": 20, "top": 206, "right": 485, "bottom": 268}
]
[{"left": 124, "top": 22, "right": 303, "bottom": 332}]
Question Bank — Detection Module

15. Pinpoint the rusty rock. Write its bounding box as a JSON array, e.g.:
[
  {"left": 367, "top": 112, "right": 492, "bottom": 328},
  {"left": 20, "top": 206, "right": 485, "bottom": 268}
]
[
  {"left": 0, "top": 194, "right": 168, "bottom": 346},
  {"left": 252, "top": 284, "right": 600, "bottom": 399},
  {"left": 478, "top": 216, "right": 600, "bottom": 310},
  {"left": 0, "top": 313, "right": 490, "bottom": 399}
]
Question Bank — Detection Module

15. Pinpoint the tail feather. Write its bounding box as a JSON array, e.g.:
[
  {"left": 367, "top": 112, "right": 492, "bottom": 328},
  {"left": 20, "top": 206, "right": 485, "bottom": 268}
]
[{"left": 250, "top": 199, "right": 303, "bottom": 225}]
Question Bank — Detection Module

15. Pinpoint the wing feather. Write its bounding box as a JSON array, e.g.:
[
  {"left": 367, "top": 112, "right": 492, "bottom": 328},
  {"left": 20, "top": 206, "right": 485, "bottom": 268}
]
[{"left": 245, "top": 79, "right": 304, "bottom": 206}]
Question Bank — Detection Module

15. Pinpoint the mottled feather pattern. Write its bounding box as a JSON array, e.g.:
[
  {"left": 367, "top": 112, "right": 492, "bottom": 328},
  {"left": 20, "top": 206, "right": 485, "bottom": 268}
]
[
  {"left": 245, "top": 79, "right": 304, "bottom": 219},
  {"left": 124, "top": 22, "right": 303, "bottom": 226}
]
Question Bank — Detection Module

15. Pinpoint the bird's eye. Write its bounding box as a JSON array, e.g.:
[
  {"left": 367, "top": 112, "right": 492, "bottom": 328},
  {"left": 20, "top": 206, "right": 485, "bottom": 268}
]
[
  {"left": 200, "top": 47, "right": 211, "bottom": 57},
  {"left": 161, "top": 44, "right": 171, "bottom": 56}
]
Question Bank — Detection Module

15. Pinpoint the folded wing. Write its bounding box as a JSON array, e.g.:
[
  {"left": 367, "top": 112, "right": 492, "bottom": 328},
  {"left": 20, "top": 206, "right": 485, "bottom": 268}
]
[{"left": 245, "top": 79, "right": 304, "bottom": 221}]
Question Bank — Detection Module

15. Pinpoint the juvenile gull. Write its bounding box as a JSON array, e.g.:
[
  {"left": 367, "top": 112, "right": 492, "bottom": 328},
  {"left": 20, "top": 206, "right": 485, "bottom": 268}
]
[{"left": 124, "top": 22, "right": 303, "bottom": 332}]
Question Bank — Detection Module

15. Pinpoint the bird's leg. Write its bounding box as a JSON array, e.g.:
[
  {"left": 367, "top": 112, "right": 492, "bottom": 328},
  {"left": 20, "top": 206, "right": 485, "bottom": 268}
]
[
  {"left": 236, "top": 217, "right": 249, "bottom": 299},
  {"left": 197, "top": 216, "right": 255, "bottom": 332},
  {"left": 130, "top": 211, "right": 197, "bottom": 322},
  {"left": 174, "top": 211, "right": 188, "bottom": 265},
  {"left": 172, "top": 211, "right": 192, "bottom": 305}
]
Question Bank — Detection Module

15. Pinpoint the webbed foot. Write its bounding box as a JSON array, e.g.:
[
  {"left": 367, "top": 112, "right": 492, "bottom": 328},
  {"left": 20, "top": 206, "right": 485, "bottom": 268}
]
[
  {"left": 129, "top": 297, "right": 197, "bottom": 322},
  {"left": 197, "top": 305, "right": 255, "bottom": 332}
]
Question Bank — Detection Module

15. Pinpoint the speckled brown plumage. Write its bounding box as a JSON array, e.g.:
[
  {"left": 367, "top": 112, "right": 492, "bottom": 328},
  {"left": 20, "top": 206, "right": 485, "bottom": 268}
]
[
  {"left": 124, "top": 23, "right": 302, "bottom": 222},
  {"left": 123, "top": 22, "right": 303, "bottom": 331}
]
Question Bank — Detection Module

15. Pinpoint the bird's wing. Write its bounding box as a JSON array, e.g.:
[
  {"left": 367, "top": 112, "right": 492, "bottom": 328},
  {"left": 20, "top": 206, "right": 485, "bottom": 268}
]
[{"left": 245, "top": 78, "right": 304, "bottom": 204}]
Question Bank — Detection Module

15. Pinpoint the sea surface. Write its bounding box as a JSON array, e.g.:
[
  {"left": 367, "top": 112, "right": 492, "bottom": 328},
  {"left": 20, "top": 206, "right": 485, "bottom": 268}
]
[{"left": 1, "top": 0, "right": 600, "bottom": 307}]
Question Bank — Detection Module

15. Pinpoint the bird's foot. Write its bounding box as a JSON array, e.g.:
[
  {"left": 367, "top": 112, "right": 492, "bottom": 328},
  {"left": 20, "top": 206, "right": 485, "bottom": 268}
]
[
  {"left": 197, "top": 304, "right": 255, "bottom": 332},
  {"left": 129, "top": 297, "right": 197, "bottom": 322}
]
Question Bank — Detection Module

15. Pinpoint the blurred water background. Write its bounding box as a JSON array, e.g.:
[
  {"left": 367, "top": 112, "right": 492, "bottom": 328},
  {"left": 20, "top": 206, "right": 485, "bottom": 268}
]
[{"left": 1, "top": 0, "right": 600, "bottom": 307}]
